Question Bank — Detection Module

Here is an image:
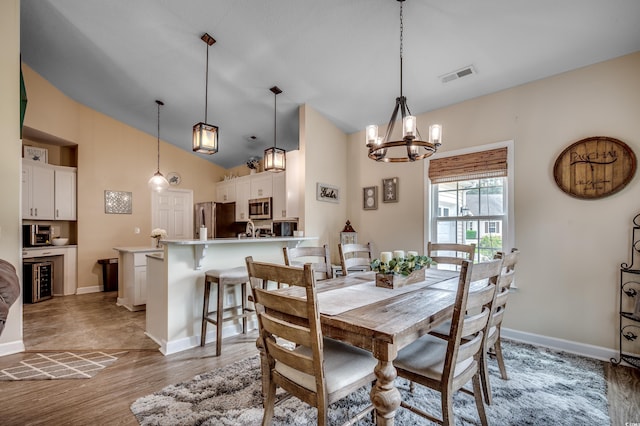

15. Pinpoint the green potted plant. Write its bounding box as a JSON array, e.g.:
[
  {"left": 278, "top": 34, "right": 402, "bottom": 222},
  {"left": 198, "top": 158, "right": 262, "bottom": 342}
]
[{"left": 370, "top": 254, "right": 435, "bottom": 288}]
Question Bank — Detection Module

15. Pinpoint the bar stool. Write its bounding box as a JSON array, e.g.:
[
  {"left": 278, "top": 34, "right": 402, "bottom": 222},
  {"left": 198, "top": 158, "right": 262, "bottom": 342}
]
[{"left": 201, "top": 266, "right": 253, "bottom": 356}]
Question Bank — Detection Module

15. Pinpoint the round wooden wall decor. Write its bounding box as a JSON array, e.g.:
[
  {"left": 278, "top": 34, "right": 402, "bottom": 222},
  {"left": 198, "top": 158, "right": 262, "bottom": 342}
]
[{"left": 553, "top": 136, "right": 636, "bottom": 199}]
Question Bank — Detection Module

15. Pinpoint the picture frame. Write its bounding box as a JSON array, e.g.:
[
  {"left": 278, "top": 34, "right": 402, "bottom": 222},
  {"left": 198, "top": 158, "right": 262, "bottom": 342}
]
[
  {"left": 23, "top": 146, "right": 48, "bottom": 163},
  {"left": 382, "top": 177, "right": 399, "bottom": 203},
  {"left": 316, "top": 182, "right": 339, "bottom": 203},
  {"left": 363, "top": 186, "right": 378, "bottom": 210},
  {"left": 104, "top": 190, "right": 133, "bottom": 214}
]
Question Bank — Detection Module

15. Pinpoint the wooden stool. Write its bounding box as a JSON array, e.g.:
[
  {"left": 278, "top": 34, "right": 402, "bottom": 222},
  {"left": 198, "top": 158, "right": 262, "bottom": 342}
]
[{"left": 201, "top": 266, "right": 252, "bottom": 356}]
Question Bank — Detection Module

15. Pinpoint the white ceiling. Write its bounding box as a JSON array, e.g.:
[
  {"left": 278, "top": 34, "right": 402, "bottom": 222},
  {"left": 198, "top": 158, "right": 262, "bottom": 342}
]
[{"left": 20, "top": 0, "right": 640, "bottom": 169}]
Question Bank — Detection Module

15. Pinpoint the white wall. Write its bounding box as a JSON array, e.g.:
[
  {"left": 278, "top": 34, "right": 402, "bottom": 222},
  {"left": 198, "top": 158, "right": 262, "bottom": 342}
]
[
  {"left": 0, "top": 0, "right": 23, "bottom": 353},
  {"left": 345, "top": 51, "right": 640, "bottom": 351}
]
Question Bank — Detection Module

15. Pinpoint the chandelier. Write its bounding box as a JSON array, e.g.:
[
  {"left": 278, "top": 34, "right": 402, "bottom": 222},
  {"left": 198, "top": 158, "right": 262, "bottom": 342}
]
[
  {"left": 264, "top": 86, "right": 286, "bottom": 172},
  {"left": 192, "top": 33, "right": 219, "bottom": 155},
  {"left": 365, "top": 0, "right": 442, "bottom": 162},
  {"left": 148, "top": 100, "right": 170, "bottom": 192}
]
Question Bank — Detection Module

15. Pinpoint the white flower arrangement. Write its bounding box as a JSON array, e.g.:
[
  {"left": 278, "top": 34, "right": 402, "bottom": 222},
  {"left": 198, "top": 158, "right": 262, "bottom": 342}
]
[{"left": 150, "top": 228, "right": 168, "bottom": 239}]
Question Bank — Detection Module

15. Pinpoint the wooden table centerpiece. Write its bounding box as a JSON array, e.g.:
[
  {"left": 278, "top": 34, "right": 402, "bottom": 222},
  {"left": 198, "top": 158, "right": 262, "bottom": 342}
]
[{"left": 371, "top": 253, "right": 435, "bottom": 289}]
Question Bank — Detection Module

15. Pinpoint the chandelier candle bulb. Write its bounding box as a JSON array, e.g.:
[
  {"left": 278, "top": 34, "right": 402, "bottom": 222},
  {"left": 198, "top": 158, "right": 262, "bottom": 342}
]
[
  {"left": 380, "top": 252, "right": 393, "bottom": 264},
  {"left": 393, "top": 250, "right": 405, "bottom": 260},
  {"left": 366, "top": 125, "right": 378, "bottom": 146},
  {"left": 429, "top": 124, "right": 442, "bottom": 145},
  {"left": 403, "top": 116, "right": 417, "bottom": 139}
]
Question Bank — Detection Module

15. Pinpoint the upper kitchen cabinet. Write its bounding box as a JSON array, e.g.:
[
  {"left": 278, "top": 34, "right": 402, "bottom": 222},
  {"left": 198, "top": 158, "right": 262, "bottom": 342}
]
[
  {"left": 235, "top": 176, "right": 251, "bottom": 222},
  {"left": 54, "top": 166, "right": 77, "bottom": 220},
  {"left": 250, "top": 173, "right": 273, "bottom": 199},
  {"left": 22, "top": 160, "right": 54, "bottom": 220},
  {"left": 21, "top": 159, "right": 77, "bottom": 221},
  {"left": 216, "top": 180, "right": 236, "bottom": 203}
]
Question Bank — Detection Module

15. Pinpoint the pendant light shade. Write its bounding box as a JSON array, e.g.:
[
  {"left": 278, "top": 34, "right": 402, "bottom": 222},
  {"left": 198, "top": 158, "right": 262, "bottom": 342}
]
[
  {"left": 364, "top": 0, "right": 442, "bottom": 162},
  {"left": 192, "top": 33, "right": 219, "bottom": 155},
  {"left": 148, "top": 100, "right": 169, "bottom": 192},
  {"left": 264, "top": 86, "right": 285, "bottom": 172}
]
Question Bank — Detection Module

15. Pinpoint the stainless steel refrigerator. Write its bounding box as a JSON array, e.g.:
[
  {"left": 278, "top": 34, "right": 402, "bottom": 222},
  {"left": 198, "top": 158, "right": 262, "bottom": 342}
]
[{"left": 194, "top": 202, "right": 239, "bottom": 239}]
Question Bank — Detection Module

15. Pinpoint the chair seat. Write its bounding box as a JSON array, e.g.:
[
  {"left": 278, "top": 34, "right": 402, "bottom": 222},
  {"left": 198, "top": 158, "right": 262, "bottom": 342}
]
[
  {"left": 394, "top": 334, "right": 473, "bottom": 380},
  {"left": 275, "top": 337, "right": 378, "bottom": 394},
  {"left": 205, "top": 266, "right": 249, "bottom": 282}
]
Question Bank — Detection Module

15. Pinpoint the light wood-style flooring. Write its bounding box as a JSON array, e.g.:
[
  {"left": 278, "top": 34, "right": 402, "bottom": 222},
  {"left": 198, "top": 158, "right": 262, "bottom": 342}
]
[{"left": 0, "top": 291, "right": 638, "bottom": 426}]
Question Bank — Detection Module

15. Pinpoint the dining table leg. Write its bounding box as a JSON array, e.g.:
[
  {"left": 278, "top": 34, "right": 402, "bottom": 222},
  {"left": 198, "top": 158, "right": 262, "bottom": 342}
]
[{"left": 369, "top": 344, "right": 401, "bottom": 425}]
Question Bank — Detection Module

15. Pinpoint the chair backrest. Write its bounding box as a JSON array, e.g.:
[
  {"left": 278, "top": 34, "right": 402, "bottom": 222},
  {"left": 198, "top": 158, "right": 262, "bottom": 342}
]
[
  {"left": 443, "top": 258, "right": 502, "bottom": 385},
  {"left": 338, "top": 242, "right": 372, "bottom": 276},
  {"left": 283, "top": 245, "right": 333, "bottom": 281},
  {"left": 245, "top": 256, "right": 327, "bottom": 409},
  {"left": 489, "top": 248, "right": 519, "bottom": 330},
  {"left": 427, "top": 242, "right": 476, "bottom": 269}
]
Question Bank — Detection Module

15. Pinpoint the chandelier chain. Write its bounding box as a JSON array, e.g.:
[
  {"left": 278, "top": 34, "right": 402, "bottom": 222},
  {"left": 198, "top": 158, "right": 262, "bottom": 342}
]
[{"left": 399, "top": 0, "right": 404, "bottom": 97}]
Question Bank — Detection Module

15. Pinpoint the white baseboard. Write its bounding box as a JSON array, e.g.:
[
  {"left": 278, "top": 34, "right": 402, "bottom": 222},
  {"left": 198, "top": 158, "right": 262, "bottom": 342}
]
[
  {"left": 162, "top": 320, "right": 259, "bottom": 356},
  {"left": 75, "top": 286, "right": 102, "bottom": 295},
  {"left": 0, "top": 339, "right": 26, "bottom": 357},
  {"left": 502, "top": 328, "right": 617, "bottom": 362}
]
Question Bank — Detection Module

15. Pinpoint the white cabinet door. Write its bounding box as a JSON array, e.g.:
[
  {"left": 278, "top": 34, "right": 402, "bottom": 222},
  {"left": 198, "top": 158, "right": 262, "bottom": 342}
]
[
  {"left": 54, "top": 167, "right": 76, "bottom": 220},
  {"left": 216, "top": 180, "right": 236, "bottom": 203},
  {"left": 250, "top": 173, "right": 273, "bottom": 199},
  {"left": 134, "top": 267, "right": 147, "bottom": 306},
  {"left": 272, "top": 172, "right": 287, "bottom": 219},
  {"left": 235, "top": 176, "right": 251, "bottom": 222},
  {"left": 22, "top": 161, "right": 55, "bottom": 220}
]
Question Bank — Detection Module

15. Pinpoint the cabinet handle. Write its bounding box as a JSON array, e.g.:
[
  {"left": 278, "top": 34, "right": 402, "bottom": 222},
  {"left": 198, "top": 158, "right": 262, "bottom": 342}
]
[
  {"left": 56, "top": 209, "right": 59, "bottom": 217},
  {"left": 30, "top": 208, "right": 33, "bottom": 216},
  {"left": 35, "top": 208, "right": 38, "bottom": 216}
]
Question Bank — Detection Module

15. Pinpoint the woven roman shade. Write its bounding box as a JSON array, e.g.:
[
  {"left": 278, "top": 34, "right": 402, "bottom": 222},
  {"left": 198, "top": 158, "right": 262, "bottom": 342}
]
[{"left": 428, "top": 147, "right": 508, "bottom": 183}]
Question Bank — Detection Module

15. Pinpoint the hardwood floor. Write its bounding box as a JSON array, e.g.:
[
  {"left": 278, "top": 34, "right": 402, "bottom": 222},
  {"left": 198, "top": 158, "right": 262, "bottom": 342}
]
[{"left": 0, "top": 291, "right": 638, "bottom": 425}]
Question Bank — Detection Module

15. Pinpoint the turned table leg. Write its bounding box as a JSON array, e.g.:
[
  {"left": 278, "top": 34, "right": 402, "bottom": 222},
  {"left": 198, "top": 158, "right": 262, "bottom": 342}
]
[{"left": 369, "top": 344, "right": 401, "bottom": 426}]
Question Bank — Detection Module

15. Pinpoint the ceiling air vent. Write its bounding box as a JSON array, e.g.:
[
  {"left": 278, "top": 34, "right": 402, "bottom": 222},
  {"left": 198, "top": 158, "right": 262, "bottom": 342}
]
[{"left": 440, "top": 65, "right": 476, "bottom": 84}]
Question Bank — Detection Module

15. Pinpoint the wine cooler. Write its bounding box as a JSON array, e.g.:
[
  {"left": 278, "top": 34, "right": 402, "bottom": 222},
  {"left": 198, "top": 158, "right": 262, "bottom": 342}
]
[{"left": 23, "top": 260, "right": 53, "bottom": 303}]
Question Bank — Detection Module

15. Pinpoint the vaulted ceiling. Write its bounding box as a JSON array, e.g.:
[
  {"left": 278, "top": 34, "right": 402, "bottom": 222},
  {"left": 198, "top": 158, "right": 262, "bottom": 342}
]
[{"left": 20, "top": 0, "right": 640, "bottom": 169}]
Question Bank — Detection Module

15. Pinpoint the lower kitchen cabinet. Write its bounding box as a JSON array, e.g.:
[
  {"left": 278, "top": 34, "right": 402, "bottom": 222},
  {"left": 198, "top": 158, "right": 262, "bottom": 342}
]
[
  {"left": 113, "top": 247, "right": 162, "bottom": 311},
  {"left": 22, "top": 246, "right": 77, "bottom": 296}
]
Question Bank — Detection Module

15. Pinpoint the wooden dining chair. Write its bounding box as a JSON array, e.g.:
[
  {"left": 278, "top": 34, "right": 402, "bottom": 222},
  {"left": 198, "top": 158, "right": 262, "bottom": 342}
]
[
  {"left": 427, "top": 242, "right": 476, "bottom": 269},
  {"left": 393, "top": 258, "right": 502, "bottom": 426},
  {"left": 480, "top": 248, "right": 520, "bottom": 405},
  {"left": 338, "top": 242, "right": 372, "bottom": 276},
  {"left": 245, "top": 256, "right": 377, "bottom": 426},
  {"left": 283, "top": 245, "right": 333, "bottom": 281}
]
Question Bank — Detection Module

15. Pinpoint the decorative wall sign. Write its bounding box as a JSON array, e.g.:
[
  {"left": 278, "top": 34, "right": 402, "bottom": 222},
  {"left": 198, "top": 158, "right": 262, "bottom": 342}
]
[
  {"left": 167, "top": 172, "right": 181, "bottom": 186},
  {"left": 553, "top": 136, "right": 636, "bottom": 199},
  {"left": 316, "top": 182, "right": 339, "bottom": 203},
  {"left": 382, "top": 177, "right": 399, "bottom": 203},
  {"left": 363, "top": 186, "right": 378, "bottom": 210},
  {"left": 105, "top": 190, "right": 132, "bottom": 214},
  {"left": 23, "top": 146, "right": 48, "bottom": 163}
]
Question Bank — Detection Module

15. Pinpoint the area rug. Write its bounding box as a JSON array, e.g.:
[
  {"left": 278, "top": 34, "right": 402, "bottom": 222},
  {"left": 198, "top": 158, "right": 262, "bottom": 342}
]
[
  {"left": 130, "top": 340, "right": 609, "bottom": 425},
  {"left": 0, "top": 351, "right": 127, "bottom": 380}
]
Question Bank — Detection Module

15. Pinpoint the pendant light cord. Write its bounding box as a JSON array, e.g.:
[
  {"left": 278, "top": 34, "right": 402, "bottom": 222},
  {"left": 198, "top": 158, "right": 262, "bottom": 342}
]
[
  {"left": 204, "top": 43, "right": 209, "bottom": 123},
  {"left": 273, "top": 91, "right": 277, "bottom": 148},
  {"left": 157, "top": 101, "right": 161, "bottom": 173}
]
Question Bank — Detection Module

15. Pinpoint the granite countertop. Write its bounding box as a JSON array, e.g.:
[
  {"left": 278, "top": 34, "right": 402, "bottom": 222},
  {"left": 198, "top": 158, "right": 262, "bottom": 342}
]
[
  {"left": 162, "top": 236, "right": 316, "bottom": 245},
  {"left": 113, "top": 246, "right": 164, "bottom": 253}
]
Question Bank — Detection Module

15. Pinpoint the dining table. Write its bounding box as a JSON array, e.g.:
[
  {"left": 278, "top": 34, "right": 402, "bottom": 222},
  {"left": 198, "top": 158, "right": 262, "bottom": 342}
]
[{"left": 267, "top": 268, "right": 461, "bottom": 426}]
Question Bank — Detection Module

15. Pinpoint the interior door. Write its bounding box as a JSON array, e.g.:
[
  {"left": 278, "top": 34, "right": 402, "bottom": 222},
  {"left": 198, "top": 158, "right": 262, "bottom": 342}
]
[{"left": 152, "top": 188, "right": 193, "bottom": 239}]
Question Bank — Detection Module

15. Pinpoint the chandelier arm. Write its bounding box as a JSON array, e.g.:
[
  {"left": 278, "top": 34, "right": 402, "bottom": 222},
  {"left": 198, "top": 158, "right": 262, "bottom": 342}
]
[{"left": 382, "top": 99, "right": 401, "bottom": 145}]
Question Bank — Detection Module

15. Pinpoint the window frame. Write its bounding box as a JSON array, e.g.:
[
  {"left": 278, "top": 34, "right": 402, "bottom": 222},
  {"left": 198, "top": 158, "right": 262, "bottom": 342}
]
[{"left": 424, "top": 140, "right": 515, "bottom": 259}]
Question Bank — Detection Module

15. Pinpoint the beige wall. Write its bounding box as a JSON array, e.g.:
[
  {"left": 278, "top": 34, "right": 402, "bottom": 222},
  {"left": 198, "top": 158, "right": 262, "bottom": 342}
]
[
  {"left": 21, "top": 65, "right": 228, "bottom": 291},
  {"left": 345, "top": 51, "right": 640, "bottom": 350},
  {"left": 0, "top": 0, "right": 22, "bottom": 347}
]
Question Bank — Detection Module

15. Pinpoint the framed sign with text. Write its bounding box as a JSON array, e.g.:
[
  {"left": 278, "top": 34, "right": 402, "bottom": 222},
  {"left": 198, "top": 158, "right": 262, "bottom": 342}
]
[{"left": 553, "top": 136, "right": 636, "bottom": 199}]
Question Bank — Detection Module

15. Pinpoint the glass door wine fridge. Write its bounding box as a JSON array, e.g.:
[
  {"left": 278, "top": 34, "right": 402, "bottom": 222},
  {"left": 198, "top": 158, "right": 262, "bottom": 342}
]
[{"left": 23, "top": 260, "right": 53, "bottom": 303}]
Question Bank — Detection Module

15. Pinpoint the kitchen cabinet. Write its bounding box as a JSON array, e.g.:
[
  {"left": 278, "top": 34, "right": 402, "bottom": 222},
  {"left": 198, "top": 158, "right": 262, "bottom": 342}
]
[
  {"left": 23, "top": 246, "right": 77, "bottom": 296},
  {"left": 22, "top": 160, "right": 55, "bottom": 220},
  {"left": 272, "top": 172, "right": 288, "bottom": 219},
  {"left": 114, "top": 247, "right": 162, "bottom": 311},
  {"left": 216, "top": 180, "right": 236, "bottom": 203},
  {"left": 235, "top": 176, "right": 251, "bottom": 222},
  {"left": 250, "top": 173, "right": 273, "bottom": 198},
  {"left": 54, "top": 167, "right": 77, "bottom": 220}
]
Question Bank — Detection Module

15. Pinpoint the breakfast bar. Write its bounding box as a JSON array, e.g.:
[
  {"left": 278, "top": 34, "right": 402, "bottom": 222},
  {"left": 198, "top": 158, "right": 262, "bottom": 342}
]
[{"left": 145, "top": 236, "right": 315, "bottom": 355}]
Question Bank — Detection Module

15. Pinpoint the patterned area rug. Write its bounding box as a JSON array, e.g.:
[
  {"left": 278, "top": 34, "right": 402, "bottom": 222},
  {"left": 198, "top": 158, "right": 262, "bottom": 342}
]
[
  {"left": 0, "top": 351, "right": 127, "bottom": 380},
  {"left": 130, "top": 340, "right": 609, "bottom": 425}
]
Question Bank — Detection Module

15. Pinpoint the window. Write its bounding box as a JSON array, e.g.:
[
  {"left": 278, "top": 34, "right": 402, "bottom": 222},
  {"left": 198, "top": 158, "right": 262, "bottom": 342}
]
[{"left": 426, "top": 143, "right": 514, "bottom": 262}]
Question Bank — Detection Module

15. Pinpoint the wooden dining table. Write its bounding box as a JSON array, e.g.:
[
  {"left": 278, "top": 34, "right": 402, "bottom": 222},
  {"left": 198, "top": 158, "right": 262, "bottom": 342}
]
[{"left": 270, "top": 268, "right": 460, "bottom": 426}]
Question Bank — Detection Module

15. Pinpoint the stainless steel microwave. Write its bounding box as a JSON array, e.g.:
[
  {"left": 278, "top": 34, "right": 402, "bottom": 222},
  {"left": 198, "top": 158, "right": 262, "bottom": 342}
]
[{"left": 248, "top": 197, "right": 272, "bottom": 220}]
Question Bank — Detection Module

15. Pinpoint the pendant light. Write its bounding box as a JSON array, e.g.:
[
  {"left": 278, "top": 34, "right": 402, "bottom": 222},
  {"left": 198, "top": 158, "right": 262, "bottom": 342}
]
[
  {"left": 192, "top": 33, "right": 219, "bottom": 154},
  {"left": 264, "top": 86, "right": 286, "bottom": 172},
  {"left": 148, "top": 100, "right": 170, "bottom": 193},
  {"left": 365, "top": 0, "right": 442, "bottom": 162}
]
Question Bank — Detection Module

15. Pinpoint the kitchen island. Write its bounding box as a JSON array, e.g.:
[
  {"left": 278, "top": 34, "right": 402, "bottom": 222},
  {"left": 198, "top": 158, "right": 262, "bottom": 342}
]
[{"left": 145, "top": 236, "right": 316, "bottom": 355}]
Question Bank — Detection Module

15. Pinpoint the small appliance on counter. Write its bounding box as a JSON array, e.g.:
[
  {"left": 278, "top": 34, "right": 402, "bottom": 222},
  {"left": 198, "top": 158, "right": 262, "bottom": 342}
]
[
  {"left": 23, "top": 224, "right": 53, "bottom": 247},
  {"left": 273, "top": 221, "right": 298, "bottom": 237}
]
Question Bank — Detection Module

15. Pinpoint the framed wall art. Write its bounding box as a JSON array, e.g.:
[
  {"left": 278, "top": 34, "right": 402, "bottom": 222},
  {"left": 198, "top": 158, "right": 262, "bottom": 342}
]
[
  {"left": 23, "top": 145, "right": 48, "bottom": 163},
  {"left": 363, "top": 186, "right": 378, "bottom": 210},
  {"left": 316, "top": 182, "right": 339, "bottom": 203},
  {"left": 105, "top": 190, "right": 133, "bottom": 214},
  {"left": 382, "top": 177, "right": 399, "bottom": 203}
]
